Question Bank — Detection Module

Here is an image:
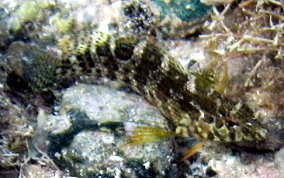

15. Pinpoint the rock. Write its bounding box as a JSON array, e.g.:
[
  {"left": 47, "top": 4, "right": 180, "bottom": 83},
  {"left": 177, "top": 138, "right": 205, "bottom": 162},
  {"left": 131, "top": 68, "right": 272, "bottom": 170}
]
[
  {"left": 122, "top": 1, "right": 156, "bottom": 35},
  {"left": 152, "top": 0, "right": 211, "bottom": 23},
  {"left": 275, "top": 148, "right": 284, "bottom": 177},
  {"left": 151, "top": 0, "right": 212, "bottom": 38},
  {"left": 39, "top": 84, "right": 176, "bottom": 177}
]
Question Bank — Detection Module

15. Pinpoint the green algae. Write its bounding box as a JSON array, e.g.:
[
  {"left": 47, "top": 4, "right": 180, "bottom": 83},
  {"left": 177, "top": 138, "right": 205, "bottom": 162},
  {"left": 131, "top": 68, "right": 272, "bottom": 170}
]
[{"left": 152, "top": 0, "right": 212, "bottom": 22}]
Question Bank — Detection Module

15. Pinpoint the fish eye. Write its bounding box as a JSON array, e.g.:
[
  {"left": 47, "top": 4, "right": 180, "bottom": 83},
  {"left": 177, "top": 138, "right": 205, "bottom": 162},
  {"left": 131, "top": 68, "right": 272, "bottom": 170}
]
[
  {"left": 114, "top": 37, "right": 139, "bottom": 61},
  {"left": 115, "top": 43, "right": 134, "bottom": 60}
]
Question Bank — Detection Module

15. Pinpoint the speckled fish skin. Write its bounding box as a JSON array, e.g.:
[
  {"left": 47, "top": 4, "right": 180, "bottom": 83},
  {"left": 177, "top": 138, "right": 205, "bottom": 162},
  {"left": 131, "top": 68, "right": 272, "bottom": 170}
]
[{"left": 54, "top": 30, "right": 268, "bottom": 144}]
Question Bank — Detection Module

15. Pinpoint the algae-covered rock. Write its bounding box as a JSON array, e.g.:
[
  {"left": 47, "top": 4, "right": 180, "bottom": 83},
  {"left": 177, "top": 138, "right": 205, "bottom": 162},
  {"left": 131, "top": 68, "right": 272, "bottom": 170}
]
[
  {"left": 6, "top": 41, "right": 59, "bottom": 93},
  {"left": 123, "top": 1, "right": 156, "bottom": 35},
  {"left": 152, "top": 0, "right": 211, "bottom": 23},
  {"left": 41, "top": 84, "right": 175, "bottom": 177},
  {"left": 151, "top": 0, "right": 212, "bottom": 38}
]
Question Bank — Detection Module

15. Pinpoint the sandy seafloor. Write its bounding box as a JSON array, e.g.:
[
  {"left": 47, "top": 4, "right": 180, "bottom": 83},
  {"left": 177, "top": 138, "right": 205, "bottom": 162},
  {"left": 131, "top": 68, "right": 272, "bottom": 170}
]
[{"left": 0, "top": 0, "right": 284, "bottom": 177}]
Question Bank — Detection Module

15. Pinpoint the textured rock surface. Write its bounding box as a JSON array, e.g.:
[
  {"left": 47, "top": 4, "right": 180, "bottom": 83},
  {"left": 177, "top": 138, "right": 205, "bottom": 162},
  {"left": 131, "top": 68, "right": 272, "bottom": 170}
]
[
  {"left": 37, "top": 84, "right": 175, "bottom": 177},
  {"left": 152, "top": 0, "right": 211, "bottom": 22}
]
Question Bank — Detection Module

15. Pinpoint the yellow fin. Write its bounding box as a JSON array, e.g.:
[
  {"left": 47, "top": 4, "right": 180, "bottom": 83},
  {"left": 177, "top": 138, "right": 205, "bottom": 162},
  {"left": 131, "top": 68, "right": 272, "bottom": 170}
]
[
  {"left": 127, "top": 126, "right": 173, "bottom": 145},
  {"left": 181, "top": 140, "right": 206, "bottom": 161}
]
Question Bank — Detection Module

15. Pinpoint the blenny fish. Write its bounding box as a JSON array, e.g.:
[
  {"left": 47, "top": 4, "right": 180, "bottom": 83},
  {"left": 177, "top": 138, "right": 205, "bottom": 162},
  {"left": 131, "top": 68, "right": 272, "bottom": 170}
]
[
  {"left": 56, "top": 30, "right": 268, "bottom": 143},
  {"left": 8, "top": 30, "right": 273, "bottom": 152}
]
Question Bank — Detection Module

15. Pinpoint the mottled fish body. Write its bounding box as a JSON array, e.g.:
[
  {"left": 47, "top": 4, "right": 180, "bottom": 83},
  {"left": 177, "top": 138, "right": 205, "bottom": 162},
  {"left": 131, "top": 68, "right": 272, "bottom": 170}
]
[{"left": 55, "top": 30, "right": 267, "bottom": 143}]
